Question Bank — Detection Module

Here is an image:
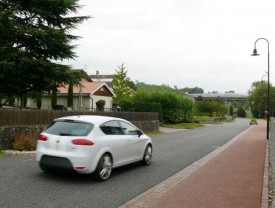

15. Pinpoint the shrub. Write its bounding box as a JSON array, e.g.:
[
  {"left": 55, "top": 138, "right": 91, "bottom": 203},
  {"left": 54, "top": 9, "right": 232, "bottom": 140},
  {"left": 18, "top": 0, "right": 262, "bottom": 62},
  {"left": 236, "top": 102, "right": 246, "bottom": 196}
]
[
  {"left": 195, "top": 100, "right": 227, "bottom": 117},
  {"left": 96, "top": 99, "right": 106, "bottom": 111},
  {"left": 128, "top": 91, "right": 195, "bottom": 123},
  {"left": 249, "top": 118, "right": 258, "bottom": 125},
  {"left": 13, "top": 133, "right": 37, "bottom": 151},
  {"left": 237, "top": 107, "right": 246, "bottom": 117},
  {"left": 148, "top": 91, "right": 195, "bottom": 123}
]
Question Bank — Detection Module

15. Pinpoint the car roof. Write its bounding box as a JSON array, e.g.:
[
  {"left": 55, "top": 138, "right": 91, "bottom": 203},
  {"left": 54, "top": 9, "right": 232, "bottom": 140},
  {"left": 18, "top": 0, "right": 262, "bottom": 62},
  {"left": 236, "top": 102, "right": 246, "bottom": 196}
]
[{"left": 55, "top": 115, "right": 127, "bottom": 125}]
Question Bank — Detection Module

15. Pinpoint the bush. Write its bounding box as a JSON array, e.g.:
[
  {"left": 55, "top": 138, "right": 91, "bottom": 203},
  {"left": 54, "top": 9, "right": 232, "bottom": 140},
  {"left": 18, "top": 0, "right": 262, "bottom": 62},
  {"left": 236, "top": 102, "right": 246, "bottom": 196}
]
[
  {"left": 13, "top": 133, "right": 37, "bottom": 151},
  {"left": 96, "top": 99, "right": 106, "bottom": 111},
  {"left": 195, "top": 100, "right": 227, "bottom": 117},
  {"left": 127, "top": 91, "right": 195, "bottom": 123},
  {"left": 249, "top": 118, "right": 258, "bottom": 125},
  {"left": 148, "top": 91, "right": 195, "bottom": 123},
  {"left": 237, "top": 107, "right": 246, "bottom": 117}
]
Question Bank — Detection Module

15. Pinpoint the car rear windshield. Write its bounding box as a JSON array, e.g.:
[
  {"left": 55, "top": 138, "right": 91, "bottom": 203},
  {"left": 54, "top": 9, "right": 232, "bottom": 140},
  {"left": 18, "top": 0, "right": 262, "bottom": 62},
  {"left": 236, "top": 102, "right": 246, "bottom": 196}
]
[{"left": 44, "top": 120, "right": 94, "bottom": 136}]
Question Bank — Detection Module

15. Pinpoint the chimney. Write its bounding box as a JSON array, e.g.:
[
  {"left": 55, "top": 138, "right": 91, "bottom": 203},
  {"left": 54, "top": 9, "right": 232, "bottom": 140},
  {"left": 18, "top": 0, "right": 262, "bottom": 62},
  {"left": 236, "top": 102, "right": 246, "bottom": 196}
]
[{"left": 96, "top": 70, "right": 99, "bottom": 78}]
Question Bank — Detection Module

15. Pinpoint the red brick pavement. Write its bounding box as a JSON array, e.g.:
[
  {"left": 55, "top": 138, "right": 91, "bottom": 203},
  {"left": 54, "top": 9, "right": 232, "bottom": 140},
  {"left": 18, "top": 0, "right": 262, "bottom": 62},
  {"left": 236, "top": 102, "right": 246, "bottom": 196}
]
[{"left": 121, "top": 121, "right": 267, "bottom": 208}]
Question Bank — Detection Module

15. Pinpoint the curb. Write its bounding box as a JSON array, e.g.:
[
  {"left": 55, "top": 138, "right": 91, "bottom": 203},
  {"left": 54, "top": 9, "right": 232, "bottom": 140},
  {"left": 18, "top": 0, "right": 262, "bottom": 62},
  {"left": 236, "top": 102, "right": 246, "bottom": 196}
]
[
  {"left": 261, "top": 141, "right": 269, "bottom": 208},
  {"left": 3, "top": 150, "right": 36, "bottom": 156}
]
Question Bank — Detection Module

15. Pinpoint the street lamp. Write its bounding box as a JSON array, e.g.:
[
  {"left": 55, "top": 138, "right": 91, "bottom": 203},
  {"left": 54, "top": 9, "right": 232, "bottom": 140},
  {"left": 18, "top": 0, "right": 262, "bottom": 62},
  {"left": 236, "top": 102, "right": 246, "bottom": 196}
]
[
  {"left": 251, "top": 38, "right": 270, "bottom": 140},
  {"left": 261, "top": 74, "right": 268, "bottom": 83}
]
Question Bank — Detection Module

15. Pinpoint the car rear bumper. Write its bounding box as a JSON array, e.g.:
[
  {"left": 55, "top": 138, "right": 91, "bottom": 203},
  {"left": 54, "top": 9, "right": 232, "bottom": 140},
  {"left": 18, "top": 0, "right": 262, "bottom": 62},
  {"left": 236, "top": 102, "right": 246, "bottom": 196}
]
[
  {"left": 37, "top": 153, "right": 97, "bottom": 174},
  {"left": 40, "top": 155, "right": 74, "bottom": 170}
]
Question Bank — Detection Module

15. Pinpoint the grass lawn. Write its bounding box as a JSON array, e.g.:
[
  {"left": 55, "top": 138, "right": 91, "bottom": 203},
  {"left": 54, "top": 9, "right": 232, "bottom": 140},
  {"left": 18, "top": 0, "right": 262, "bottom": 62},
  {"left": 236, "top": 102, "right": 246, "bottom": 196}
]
[
  {"left": 0, "top": 150, "right": 8, "bottom": 156},
  {"left": 194, "top": 116, "right": 220, "bottom": 120},
  {"left": 162, "top": 122, "right": 205, "bottom": 129}
]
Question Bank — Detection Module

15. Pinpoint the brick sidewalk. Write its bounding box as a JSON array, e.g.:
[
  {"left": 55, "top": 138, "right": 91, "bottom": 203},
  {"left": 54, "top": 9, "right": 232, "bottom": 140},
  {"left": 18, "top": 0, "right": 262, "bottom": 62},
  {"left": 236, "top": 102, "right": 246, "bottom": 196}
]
[{"left": 121, "top": 121, "right": 267, "bottom": 208}]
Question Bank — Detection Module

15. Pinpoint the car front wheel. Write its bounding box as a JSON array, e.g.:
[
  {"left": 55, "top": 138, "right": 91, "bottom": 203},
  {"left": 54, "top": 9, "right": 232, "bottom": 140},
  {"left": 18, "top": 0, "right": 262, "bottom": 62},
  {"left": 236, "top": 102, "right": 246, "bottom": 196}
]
[
  {"left": 142, "top": 145, "right": 153, "bottom": 165},
  {"left": 94, "top": 154, "right": 113, "bottom": 181}
]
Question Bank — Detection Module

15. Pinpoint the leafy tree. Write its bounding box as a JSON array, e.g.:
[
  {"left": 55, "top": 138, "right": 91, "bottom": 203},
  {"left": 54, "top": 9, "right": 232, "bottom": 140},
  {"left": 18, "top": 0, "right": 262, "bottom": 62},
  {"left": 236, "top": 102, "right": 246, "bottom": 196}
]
[
  {"left": 0, "top": 0, "right": 89, "bottom": 107},
  {"left": 249, "top": 81, "right": 269, "bottom": 118},
  {"left": 112, "top": 64, "right": 135, "bottom": 103},
  {"left": 249, "top": 82, "right": 275, "bottom": 118},
  {"left": 180, "top": 87, "right": 204, "bottom": 94}
]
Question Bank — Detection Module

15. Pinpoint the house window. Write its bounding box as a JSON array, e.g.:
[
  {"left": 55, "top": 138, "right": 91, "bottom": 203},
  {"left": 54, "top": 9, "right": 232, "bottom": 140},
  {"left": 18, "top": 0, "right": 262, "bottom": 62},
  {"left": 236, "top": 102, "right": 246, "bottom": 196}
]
[{"left": 100, "top": 88, "right": 104, "bottom": 91}]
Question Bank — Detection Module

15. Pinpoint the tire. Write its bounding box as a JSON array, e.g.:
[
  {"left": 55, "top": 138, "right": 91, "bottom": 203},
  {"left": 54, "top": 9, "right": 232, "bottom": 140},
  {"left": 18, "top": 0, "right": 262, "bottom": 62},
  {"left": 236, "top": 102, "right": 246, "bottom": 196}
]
[
  {"left": 142, "top": 145, "right": 153, "bottom": 165},
  {"left": 94, "top": 154, "right": 113, "bottom": 182}
]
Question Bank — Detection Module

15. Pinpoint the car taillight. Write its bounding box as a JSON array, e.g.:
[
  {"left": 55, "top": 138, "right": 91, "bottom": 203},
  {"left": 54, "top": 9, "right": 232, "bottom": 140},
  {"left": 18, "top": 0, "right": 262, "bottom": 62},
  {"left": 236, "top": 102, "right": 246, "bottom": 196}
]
[
  {"left": 72, "top": 139, "right": 94, "bottom": 146},
  {"left": 39, "top": 135, "right": 48, "bottom": 141}
]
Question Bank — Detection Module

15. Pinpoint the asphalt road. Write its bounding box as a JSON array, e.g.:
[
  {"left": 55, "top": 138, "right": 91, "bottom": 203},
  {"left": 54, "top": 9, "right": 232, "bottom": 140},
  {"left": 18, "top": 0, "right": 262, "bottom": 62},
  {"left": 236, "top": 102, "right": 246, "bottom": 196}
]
[{"left": 0, "top": 119, "right": 250, "bottom": 208}]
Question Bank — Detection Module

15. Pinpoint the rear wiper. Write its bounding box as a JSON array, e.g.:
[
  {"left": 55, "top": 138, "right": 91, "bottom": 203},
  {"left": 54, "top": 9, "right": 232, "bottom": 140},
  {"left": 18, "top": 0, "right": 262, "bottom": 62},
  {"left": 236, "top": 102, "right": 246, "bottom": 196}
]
[{"left": 59, "top": 133, "right": 75, "bottom": 136}]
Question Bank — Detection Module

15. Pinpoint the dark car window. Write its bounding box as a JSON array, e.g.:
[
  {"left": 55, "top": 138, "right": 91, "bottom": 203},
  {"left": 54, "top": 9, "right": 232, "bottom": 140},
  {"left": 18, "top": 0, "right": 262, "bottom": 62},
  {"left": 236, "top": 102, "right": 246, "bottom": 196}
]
[
  {"left": 100, "top": 121, "right": 124, "bottom": 135},
  {"left": 44, "top": 120, "right": 93, "bottom": 136},
  {"left": 119, "top": 121, "right": 139, "bottom": 135}
]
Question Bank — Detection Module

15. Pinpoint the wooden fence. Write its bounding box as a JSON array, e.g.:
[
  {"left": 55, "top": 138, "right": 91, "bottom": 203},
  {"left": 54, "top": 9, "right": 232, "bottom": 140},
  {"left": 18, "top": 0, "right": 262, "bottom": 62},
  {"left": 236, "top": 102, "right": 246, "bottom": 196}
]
[{"left": 0, "top": 109, "right": 158, "bottom": 126}]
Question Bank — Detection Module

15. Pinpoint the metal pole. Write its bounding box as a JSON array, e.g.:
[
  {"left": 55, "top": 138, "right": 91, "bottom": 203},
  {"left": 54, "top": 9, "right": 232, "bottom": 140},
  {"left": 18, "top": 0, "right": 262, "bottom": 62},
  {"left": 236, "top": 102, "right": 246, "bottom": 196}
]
[
  {"left": 252, "top": 38, "right": 270, "bottom": 140},
  {"left": 267, "top": 47, "right": 270, "bottom": 140}
]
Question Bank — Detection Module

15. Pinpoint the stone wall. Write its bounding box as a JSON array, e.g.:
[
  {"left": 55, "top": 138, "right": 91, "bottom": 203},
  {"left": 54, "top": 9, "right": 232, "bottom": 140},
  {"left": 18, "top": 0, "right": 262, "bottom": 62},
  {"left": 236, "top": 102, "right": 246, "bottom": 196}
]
[
  {"left": 132, "top": 120, "right": 159, "bottom": 132},
  {"left": 0, "top": 121, "right": 159, "bottom": 150},
  {"left": 0, "top": 126, "right": 46, "bottom": 150}
]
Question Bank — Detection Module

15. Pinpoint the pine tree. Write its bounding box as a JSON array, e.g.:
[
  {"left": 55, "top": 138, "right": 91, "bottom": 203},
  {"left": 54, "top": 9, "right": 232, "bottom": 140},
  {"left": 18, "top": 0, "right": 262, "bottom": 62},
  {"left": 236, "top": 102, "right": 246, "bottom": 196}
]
[
  {"left": 112, "top": 64, "right": 135, "bottom": 103},
  {"left": 0, "top": 0, "right": 89, "bottom": 104}
]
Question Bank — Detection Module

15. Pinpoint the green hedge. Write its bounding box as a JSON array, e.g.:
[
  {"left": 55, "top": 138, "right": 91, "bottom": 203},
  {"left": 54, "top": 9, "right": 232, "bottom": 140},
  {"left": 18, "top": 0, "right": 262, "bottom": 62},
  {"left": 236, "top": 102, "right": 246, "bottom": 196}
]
[
  {"left": 120, "top": 102, "right": 163, "bottom": 121},
  {"left": 148, "top": 91, "right": 195, "bottom": 123}
]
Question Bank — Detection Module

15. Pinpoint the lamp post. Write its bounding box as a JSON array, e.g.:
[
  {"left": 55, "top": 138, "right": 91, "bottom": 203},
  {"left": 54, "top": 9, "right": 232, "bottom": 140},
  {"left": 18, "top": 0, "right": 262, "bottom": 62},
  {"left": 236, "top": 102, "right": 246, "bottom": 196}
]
[{"left": 251, "top": 38, "right": 270, "bottom": 140}]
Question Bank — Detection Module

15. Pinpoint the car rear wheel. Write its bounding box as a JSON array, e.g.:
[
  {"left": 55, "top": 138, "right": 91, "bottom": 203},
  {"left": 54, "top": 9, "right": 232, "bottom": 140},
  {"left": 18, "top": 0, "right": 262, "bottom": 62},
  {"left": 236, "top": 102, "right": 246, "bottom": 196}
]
[
  {"left": 142, "top": 145, "right": 152, "bottom": 165},
  {"left": 94, "top": 154, "right": 113, "bottom": 181}
]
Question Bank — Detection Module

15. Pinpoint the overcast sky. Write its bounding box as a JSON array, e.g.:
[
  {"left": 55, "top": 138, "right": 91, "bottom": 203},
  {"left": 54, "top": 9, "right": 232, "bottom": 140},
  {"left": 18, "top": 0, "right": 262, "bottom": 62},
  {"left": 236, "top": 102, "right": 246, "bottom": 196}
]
[{"left": 66, "top": 0, "right": 275, "bottom": 93}]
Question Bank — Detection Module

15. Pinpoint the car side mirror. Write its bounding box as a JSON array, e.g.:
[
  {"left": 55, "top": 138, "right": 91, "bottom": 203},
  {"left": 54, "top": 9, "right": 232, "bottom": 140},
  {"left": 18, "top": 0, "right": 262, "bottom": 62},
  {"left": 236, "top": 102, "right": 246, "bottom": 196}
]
[{"left": 137, "top": 130, "right": 143, "bottom": 137}]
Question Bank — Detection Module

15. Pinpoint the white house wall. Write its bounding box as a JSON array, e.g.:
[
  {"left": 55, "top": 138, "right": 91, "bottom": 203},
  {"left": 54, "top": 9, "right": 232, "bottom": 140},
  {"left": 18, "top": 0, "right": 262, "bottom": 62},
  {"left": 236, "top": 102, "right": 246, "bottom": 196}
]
[
  {"left": 90, "top": 95, "right": 113, "bottom": 109},
  {"left": 27, "top": 96, "right": 52, "bottom": 109},
  {"left": 71, "top": 95, "right": 113, "bottom": 110},
  {"left": 27, "top": 95, "right": 113, "bottom": 110},
  {"left": 72, "top": 97, "right": 90, "bottom": 110}
]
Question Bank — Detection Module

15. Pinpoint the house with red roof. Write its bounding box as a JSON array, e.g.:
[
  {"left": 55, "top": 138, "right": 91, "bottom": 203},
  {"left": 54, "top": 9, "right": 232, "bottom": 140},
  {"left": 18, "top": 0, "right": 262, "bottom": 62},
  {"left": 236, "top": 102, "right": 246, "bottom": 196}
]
[{"left": 27, "top": 81, "right": 116, "bottom": 110}]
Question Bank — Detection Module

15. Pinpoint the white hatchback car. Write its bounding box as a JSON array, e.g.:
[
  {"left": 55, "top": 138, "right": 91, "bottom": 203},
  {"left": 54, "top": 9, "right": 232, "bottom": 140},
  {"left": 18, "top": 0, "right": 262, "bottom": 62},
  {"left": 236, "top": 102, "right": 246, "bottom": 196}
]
[{"left": 36, "top": 115, "right": 153, "bottom": 181}]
